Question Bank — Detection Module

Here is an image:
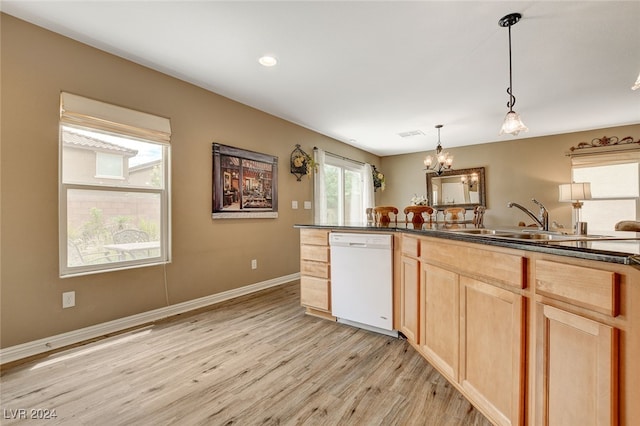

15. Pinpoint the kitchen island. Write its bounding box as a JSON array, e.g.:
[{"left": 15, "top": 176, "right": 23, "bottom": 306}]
[{"left": 296, "top": 223, "right": 640, "bottom": 426}]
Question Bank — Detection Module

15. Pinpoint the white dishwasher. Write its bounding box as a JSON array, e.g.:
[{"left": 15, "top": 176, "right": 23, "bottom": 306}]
[{"left": 329, "top": 232, "right": 397, "bottom": 337}]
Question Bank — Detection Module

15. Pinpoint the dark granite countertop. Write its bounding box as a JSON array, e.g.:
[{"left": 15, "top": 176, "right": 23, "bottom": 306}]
[{"left": 295, "top": 222, "right": 640, "bottom": 266}]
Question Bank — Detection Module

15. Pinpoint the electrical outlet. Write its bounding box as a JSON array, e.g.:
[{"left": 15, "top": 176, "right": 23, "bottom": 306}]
[
  {"left": 62, "top": 291, "right": 75, "bottom": 308},
  {"left": 292, "top": 200, "right": 298, "bottom": 209},
  {"left": 251, "top": 259, "right": 258, "bottom": 269},
  {"left": 304, "top": 201, "right": 312, "bottom": 210}
]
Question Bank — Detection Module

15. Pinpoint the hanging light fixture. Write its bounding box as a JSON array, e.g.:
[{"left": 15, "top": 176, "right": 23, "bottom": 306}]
[
  {"left": 424, "top": 124, "right": 453, "bottom": 175},
  {"left": 498, "top": 12, "right": 528, "bottom": 136},
  {"left": 632, "top": 71, "right": 640, "bottom": 90}
]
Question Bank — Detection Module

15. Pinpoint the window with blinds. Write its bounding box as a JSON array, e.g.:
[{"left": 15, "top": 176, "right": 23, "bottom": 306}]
[
  {"left": 571, "top": 150, "right": 640, "bottom": 233},
  {"left": 315, "top": 152, "right": 366, "bottom": 225},
  {"left": 59, "top": 93, "right": 171, "bottom": 277}
]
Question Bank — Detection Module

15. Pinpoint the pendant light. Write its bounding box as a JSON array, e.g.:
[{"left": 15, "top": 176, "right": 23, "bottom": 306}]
[
  {"left": 498, "top": 13, "right": 528, "bottom": 136},
  {"left": 424, "top": 124, "right": 453, "bottom": 175}
]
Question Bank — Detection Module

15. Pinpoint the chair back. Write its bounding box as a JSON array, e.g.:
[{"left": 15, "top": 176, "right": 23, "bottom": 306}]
[
  {"left": 113, "top": 229, "right": 150, "bottom": 244},
  {"left": 373, "top": 206, "right": 398, "bottom": 225},
  {"left": 615, "top": 221, "right": 640, "bottom": 232},
  {"left": 444, "top": 207, "right": 466, "bottom": 222},
  {"left": 404, "top": 205, "right": 434, "bottom": 225},
  {"left": 366, "top": 207, "right": 375, "bottom": 223},
  {"left": 472, "top": 206, "right": 486, "bottom": 228}
]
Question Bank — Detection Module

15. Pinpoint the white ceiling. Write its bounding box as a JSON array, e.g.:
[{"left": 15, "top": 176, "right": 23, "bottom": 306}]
[{"left": 2, "top": 1, "right": 639, "bottom": 156}]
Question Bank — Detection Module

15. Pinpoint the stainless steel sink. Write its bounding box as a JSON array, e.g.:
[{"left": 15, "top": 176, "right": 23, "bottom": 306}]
[
  {"left": 450, "top": 228, "right": 605, "bottom": 241},
  {"left": 449, "top": 228, "right": 507, "bottom": 235},
  {"left": 496, "top": 232, "right": 580, "bottom": 241}
]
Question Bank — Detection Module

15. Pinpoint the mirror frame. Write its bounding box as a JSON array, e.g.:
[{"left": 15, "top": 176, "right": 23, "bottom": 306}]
[{"left": 426, "top": 167, "right": 486, "bottom": 209}]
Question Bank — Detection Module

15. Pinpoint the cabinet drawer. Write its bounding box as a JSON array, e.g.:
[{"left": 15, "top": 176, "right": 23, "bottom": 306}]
[
  {"left": 301, "top": 245, "right": 329, "bottom": 262},
  {"left": 300, "top": 229, "right": 329, "bottom": 246},
  {"left": 535, "top": 259, "right": 619, "bottom": 317},
  {"left": 301, "top": 259, "right": 330, "bottom": 278},
  {"left": 402, "top": 235, "right": 419, "bottom": 257},
  {"left": 300, "top": 276, "right": 330, "bottom": 311},
  {"left": 422, "top": 239, "right": 526, "bottom": 289}
]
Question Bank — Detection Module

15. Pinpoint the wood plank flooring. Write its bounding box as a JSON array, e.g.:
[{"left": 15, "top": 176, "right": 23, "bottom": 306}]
[{"left": 0, "top": 282, "right": 491, "bottom": 425}]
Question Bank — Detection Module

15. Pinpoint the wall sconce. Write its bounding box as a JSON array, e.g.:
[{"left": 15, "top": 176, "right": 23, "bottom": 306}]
[
  {"left": 461, "top": 173, "right": 479, "bottom": 190},
  {"left": 559, "top": 182, "right": 592, "bottom": 235}
]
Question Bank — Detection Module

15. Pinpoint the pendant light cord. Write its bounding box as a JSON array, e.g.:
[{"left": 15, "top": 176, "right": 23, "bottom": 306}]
[{"left": 506, "top": 24, "right": 516, "bottom": 112}]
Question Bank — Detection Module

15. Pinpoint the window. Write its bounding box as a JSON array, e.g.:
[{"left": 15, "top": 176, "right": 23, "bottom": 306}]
[
  {"left": 571, "top": 154, "right": 640, "bottom": 233},
  {"left": 95, "top": 152, "right": 124, "bottom": 179},
  {"left": 59, "top": 93, "right": 171, "bottom": 277},
  {"left": 314, "top": 149, "right": 373, "bottom": 225}
]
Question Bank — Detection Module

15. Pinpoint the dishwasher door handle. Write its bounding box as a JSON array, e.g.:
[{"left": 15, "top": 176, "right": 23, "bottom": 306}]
[{"left": 348, "top": 242, "right": 368, "bottom": 247}]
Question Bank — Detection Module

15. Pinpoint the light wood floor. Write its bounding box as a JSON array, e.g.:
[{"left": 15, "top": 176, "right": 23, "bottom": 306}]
[{"left": 1, "top": 282, "right": 491, "bottom": 425}]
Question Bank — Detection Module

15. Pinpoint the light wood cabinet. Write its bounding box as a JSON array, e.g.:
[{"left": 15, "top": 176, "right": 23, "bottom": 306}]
[
  {"left": 298, "top": 227, "right": 640, "bottom": 425},
  {"left": 535, "top": 303, "right": 617, "bottom": 426},
  {"left": 420, "top": 263, "right": 459, "bottom": 382},
  {"left": 418, "top": 237, "right": 526, "bottom": 426},
  {"left": 534, "top": 259, "right": 620, "bottom": 426},
  {"left": 299, "top": 229, "right": 333, "bottom": 319},
  {"left": 399, "top": 236, "right": 420, "bottom": 343},
  {"left": 460, "top": 276, "right": 525, "bottom": 426}
]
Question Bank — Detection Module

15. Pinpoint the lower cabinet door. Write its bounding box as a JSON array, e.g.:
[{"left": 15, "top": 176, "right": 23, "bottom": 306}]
[
  {"left": 535, "top": 303, "right": 618, "bottom": 426},
  {"left": 399, "top": 255, "right": 419, "bottom": 343},
  {"left": 300, "top": 276, "right": 330, "bottom": 311},
  {"left": 460, "top": 276, "right": 525, "bottom": 426},
  {"left": 420, "top": 263, "right": 459, "bottom": 382}
]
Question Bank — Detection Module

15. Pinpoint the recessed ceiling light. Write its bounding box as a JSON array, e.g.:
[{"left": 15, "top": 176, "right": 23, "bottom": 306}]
[{"left": 258, "top": 56, "right": 278, "bottom": 67}]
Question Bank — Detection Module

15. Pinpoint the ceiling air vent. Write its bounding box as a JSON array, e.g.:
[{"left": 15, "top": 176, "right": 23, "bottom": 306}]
[{"left": 397, "top": 130, "right": 425, "bottom": 138}]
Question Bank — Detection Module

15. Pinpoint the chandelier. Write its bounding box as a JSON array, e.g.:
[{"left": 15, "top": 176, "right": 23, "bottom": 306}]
[
  {"left": 498, "top": 13, "right": 528, "bottom": 136},
  {"left": 424, "top": 124, "right": 453, "bottom": 175}
]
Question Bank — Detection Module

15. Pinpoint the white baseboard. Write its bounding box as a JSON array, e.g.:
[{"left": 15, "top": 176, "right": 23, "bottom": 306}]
[{"left": 0, "top": 273, "right": 300, "bottom": 365}]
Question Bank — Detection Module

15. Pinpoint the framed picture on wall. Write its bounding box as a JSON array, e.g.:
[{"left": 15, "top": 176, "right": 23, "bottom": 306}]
[{"left": 212, "top": 143, "right": 278, "bottom": 219}]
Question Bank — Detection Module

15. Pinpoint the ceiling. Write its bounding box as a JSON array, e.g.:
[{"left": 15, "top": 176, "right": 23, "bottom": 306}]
[{"left": 2, "top": 1, "right": 639, "bottom": 156}]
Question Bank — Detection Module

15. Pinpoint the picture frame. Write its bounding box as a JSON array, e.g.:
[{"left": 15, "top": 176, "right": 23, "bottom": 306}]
[{"left": 212, "top": 143, "right": 278, "bottom": 219}]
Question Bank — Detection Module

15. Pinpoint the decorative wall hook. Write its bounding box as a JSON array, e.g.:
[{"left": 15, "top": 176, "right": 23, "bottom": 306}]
[
  {"left": 372, "top": 165, "right": 385, "bottom": 191},
  {"left": 290, "top": 144, "right": 312, "bottom": 181}
]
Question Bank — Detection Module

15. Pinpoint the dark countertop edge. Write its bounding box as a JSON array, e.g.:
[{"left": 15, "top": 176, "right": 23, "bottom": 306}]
[{"left": 294, "top": 224, "right": 640, "bottom": 266}]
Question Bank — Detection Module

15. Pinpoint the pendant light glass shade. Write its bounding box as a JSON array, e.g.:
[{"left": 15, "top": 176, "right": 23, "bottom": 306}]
[
  {"left": 499, "top": 111, "right": 528, "bottom": 136},
  {"left": 632, "top": 71, "right": 640, "bottom": 90}
]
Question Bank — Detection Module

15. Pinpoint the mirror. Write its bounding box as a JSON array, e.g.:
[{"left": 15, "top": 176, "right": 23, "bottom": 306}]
[{"left": 426, "top": 167, "right": 486, "bottom": 209}]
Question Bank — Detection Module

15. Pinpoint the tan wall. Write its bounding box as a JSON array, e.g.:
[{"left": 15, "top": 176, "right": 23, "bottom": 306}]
[
  {"left": 379, "top": 124, "right": 640, "bottom": 228},
  {"left": 0, "top": 14, "right": 380, "bottom": 348}
]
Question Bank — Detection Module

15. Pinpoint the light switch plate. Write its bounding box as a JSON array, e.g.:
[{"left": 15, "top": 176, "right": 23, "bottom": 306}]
[
  {"left": 304, "top": 201, "right": 312, "bottom": 210},
  {"left": 62, "top": 291, "right": 75, "bottom": 308},
  {"left": 292, "top": 200, "right": 298, "bottom": 209}
]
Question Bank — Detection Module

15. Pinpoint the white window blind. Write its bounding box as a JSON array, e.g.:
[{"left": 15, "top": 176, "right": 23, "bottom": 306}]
[{"left": 60, "top": 92, "right": 171, "bottom": 143}]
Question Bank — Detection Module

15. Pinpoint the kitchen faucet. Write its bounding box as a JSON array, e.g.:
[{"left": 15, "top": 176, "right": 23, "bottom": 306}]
[{"left": 507, "top": 199, "right": 549, "bottom": 231}]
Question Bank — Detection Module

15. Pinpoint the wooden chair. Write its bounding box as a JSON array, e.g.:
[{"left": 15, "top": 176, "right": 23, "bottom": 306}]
[
  {"left": 366, "top": 207, "right": 375, "bottom": 223},
  {"left": 404, "top": 205, "right": 434, "bottom": 225},
  {"left": 518, "top": 221, "right": 538, "bottom": 228},
  {"left": 472, "top": 206, "right": 486, "bottom": 228},
  {"left": 615, "top": 221, "right": 640, "bottom": 232},
  {"left": 443, "top": 207, "right": 466, "bottom": 227},
  {"left": 373, "top": 206, "right": 398, "bottom": 225}
]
